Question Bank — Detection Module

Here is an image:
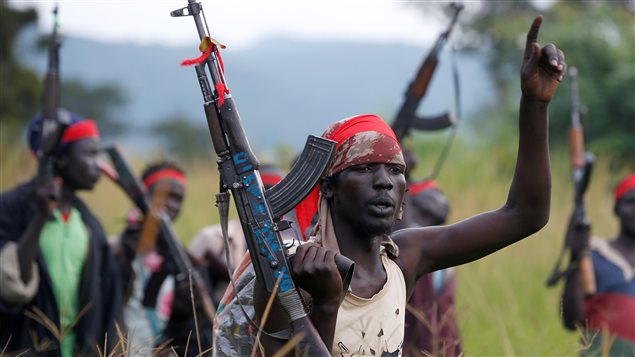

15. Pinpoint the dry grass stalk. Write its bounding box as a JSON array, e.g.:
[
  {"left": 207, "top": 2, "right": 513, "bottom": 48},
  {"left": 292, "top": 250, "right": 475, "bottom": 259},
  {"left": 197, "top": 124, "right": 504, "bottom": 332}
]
[
  {"left": 270, "top": 332, "right": 307, "bottom": 357},
  {"left": 251, "top": 275, "right": 282, "bottom": 357},
  {"left": 600, "top": 326, "right": 616, "bottom": 357},
  {"left": 112, "top": 322, "right": 128, "bottom": 357},
  {"left": 576, "top": 322, "right": 598, "bottom": 353},
  {"left": 1, "top": 336, "right": 11, "bottom": 357},
  {"left": 28, "top": 329, "right": 56, "bottom": 354},
  {"left": 96, "top": 333, "right": 105, "bottom": 357},
  {"left": 188, "top": 271, "right": 203, "bottom": 356},
  {"left": 24, "top": 306, "right": 61, "bottom": 341},
  {"left": 185, "top": 329, "right": 193, "bottom": 357}
]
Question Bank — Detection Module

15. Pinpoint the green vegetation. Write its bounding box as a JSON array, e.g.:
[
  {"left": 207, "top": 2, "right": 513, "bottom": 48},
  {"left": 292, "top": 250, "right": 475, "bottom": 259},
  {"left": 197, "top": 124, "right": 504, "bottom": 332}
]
[
  {"left": 2, "top": 1, "right": 631, "bottom": 354},
  {"left": 1, "top": 133, "right": 627, "bottom": 355},
  {"left": 462, "top": 1, "right": 634, "bottom": 171}
]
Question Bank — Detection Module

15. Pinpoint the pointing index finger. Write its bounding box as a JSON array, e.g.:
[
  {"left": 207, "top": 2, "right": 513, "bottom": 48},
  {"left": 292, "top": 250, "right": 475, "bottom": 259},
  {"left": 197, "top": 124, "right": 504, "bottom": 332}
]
[{"left": 526, "top": 15, "right": 543, "bottom": 48}]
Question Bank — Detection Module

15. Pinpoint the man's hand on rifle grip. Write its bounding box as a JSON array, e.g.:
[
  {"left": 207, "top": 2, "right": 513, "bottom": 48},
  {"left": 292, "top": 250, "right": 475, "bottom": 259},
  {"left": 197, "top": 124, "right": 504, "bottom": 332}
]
[
  {"left": 34, "top": 173, "right": 62, "bottom": 216},
  {"left": 290, "top": 244, "right": 343, "bottom": 307}
]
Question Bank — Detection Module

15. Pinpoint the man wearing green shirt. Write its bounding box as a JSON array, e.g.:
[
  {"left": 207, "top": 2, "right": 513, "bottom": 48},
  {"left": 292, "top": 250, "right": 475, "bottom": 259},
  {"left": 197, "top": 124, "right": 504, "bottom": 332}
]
[{"left": 0, "top": 112, "right": 123, "bottom": 356}]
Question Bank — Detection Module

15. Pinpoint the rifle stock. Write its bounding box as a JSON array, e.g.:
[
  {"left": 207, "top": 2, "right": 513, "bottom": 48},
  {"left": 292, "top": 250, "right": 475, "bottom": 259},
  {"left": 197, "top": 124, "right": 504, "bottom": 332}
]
[{"left": 172, "top": 1, "right": 343, "bottom": 354}]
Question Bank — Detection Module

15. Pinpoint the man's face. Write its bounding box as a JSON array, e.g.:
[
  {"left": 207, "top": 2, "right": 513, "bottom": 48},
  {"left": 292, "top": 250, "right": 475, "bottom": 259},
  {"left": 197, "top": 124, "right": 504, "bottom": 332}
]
[
  {"left": 328, "top": 162, "right": 406, "bottom": 236},
  {"left": 616, "top": 189, "right": 635, "bottom": 236},
  {"left": 57, "top": 137, "right": 102, "bottom": 190},
  {"left": 149, "top": 180, "right": 185, "bottom": 222}
]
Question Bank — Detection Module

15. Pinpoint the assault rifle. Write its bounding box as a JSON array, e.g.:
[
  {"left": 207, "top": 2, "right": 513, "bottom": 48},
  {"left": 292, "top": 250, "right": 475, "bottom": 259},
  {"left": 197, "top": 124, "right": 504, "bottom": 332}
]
[
  {"left": 171, "top": 1, "right": 352, "bottom": 354},
  {"left": 38, "top": 6, "right": 71, "bottom": 184},
  {"left": 99, "top": 146, "right": 217, "bottom": 323},
  {"left": 391, "top": 2, "right": 463, "bottom": 142},
  {"left": 546, "top": 67, "right": 596, "bottom": 296}
]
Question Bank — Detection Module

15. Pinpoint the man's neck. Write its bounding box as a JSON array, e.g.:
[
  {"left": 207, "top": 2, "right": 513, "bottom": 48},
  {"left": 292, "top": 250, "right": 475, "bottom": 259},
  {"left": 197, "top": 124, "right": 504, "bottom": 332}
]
[
  {"left": 333, "top": 218, "right": 385, "bottom": 273},
  {"left": 612, "top": 229, "right": 635, "bottom": 266},
  {"left": 57, "top": 185, "right": 75, "bottom": 214}
]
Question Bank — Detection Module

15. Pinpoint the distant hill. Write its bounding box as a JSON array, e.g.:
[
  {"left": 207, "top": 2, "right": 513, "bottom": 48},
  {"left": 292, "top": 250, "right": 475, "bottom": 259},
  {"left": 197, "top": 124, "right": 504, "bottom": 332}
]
[{"left": 17, "top": 29, "right": 496, "bottom": 153}]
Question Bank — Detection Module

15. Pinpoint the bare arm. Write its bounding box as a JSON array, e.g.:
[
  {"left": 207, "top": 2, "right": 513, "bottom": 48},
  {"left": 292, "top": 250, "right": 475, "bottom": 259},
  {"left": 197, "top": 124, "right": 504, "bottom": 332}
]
[{"left": 395, "top": 16, "right": 565, "bottom": 286}]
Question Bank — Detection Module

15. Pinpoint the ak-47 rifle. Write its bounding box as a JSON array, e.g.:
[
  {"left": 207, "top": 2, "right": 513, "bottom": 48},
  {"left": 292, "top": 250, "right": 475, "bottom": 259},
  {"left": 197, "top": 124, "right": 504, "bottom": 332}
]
[
  {"left": 391, "top": 2, "right": 464, "bottom": 142},
  {"left": 38, "top": 6, "right": 71, "bottom": 186},
  {"left": 99, "top": 146, "right": 217, "bottom": 324},
  {"left": 171, "top": 1, "right": 352, "bottom": 354},
  {"left": 546, "top": 67, "right": 596, "bottom": 296}
]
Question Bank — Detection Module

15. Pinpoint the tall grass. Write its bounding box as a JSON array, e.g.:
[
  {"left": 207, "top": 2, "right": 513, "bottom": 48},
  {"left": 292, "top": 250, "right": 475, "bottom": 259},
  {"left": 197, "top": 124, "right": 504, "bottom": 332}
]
[
  {"left": 410, "top": 133, "right": 625, "bottom": 356},
  {"left": 1, "top": 136, "right": 628, "bottom": 355}
]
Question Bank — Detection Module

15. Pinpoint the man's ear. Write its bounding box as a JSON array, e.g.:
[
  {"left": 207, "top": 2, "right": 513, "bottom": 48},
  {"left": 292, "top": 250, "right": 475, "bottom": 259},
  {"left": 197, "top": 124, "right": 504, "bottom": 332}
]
[
  {"left": 54, "top": 153, "right": 69, "bottom": 173},
  {"left": 320, "top": 177, "right": 335, "bottom": 200}
]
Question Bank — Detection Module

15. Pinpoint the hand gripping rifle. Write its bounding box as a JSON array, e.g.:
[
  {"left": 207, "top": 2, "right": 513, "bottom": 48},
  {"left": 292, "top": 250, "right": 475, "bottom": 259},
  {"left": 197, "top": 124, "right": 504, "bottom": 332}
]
[
  {"left": 546, "top": 67, "right": 596, "bottom": 296},
  {"left": 99, "top": 146, "right": 217, "bottom": 324},
  {"left": 38, "top": 7, "right": 72, "bottom": 186},
  {"left": 171, "top": 1, "right": 352, "bottom": 354},
  {"left": 391, "top": 2, "right": 464, "bottom": 142}
]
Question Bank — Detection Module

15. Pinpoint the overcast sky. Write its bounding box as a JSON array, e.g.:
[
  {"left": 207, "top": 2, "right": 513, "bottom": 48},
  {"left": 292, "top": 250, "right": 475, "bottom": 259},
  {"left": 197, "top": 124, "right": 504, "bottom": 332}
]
[{"left": 9, "top": 0, "right": 455, "bottom": 49}]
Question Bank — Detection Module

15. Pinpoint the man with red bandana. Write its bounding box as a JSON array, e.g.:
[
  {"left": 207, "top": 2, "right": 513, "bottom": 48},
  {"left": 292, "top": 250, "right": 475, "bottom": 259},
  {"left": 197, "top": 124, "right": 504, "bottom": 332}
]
[
  {"left": 561, "top": 174, "right": 635, "bottom": 356},
  {"left": 0, "top": 111, "right": 123, "bottom": 356},
  {"left": 113, "top": 160, "right": 201, "bottom": 356},
  {"left": 254, "top": 16, "right": 564, "bottom": 356}
]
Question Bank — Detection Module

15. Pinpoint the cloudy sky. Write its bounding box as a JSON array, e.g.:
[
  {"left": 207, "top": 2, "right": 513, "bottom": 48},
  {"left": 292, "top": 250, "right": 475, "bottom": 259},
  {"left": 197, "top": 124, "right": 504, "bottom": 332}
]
[{"left": 10, "top": 0, "right": 453, "bottom": 49}]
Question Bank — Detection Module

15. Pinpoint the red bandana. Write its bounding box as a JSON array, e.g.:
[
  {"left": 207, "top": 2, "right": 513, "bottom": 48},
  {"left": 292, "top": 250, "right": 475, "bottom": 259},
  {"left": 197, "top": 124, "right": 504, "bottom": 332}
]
[
  {"left": 61, "top": 120, "right": 100, "bottom": 143},
  {"left": 143, "top": 169, "right": 187, "bottom": 188},
  {"left": 295, "top": 114, "right": 405, "bottom": 239},
  {"left": 615, "top": 174, "right": 635, "bottom": 202},
  {"left": 409, "top": 179, "right": 440, "bottom": 196}
]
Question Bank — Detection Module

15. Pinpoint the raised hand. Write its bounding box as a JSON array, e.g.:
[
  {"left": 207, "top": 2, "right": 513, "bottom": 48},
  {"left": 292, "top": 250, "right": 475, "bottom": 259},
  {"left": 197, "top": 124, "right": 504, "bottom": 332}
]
[{"left": 521, "top": 16, "right": 566, "bottom": 103}]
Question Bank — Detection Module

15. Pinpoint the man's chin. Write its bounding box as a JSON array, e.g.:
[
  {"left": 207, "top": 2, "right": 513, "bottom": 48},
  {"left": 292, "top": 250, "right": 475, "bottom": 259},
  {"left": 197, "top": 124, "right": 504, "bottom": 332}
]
[{"left": 359, "top": 221, "right": 394, "bottom": 237}]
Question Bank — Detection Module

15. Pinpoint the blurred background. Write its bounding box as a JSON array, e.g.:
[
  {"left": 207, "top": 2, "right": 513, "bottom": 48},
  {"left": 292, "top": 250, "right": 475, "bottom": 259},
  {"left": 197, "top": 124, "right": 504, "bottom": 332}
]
[{"left": 1, "top": 0, "right": 633, "bottom": 354}]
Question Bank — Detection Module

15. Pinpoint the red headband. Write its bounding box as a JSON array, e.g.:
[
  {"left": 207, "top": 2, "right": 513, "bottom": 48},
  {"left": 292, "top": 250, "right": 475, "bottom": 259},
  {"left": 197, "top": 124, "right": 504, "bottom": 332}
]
[
  {"left": 328, "top": 114, "right": 400, "bottom": 149},
  {"left": 409, "top": 180, "right": 440, "bottom": 196},
  {"left": 296, "top": 114, "right": 404, "bottom": 239},
  {"left": 615, "top": 174, "right": 635, "bottom": 202},
  {"left": 61, "top": 120, "right": 100, "bottom": 143},
  {"left": 143, "top": 169, "right": 187, "bottom": 188}
]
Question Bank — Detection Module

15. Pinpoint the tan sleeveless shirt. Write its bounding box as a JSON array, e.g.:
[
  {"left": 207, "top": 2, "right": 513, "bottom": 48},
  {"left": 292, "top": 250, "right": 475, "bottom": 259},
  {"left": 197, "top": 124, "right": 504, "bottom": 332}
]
[{"left": 331, "top": 253, "right": 406, "bottom": 356}]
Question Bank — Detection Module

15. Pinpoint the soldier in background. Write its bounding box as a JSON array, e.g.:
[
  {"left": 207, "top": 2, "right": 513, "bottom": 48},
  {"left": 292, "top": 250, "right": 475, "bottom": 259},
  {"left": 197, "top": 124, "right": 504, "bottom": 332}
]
[
  {"left": 561, "top": 174, "right": 635, "bottom": 356},
  {"left": 0, "top": 113, "right": 123, "bottom": 356}
]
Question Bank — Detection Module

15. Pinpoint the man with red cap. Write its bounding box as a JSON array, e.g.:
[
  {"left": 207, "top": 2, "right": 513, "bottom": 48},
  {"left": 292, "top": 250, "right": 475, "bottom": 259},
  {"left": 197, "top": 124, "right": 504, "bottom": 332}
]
[
  {"left": 561, "top": 174, "right": 635, "bottom": 356},
  {"left": 0, "top": 112, "right": 123, "bottom": 356},
  {"left": 113, "top": 160, "right": 199, "bottom": 356},
  {"left": 254, "top": 16, "right": 564, "bottom": 356}
]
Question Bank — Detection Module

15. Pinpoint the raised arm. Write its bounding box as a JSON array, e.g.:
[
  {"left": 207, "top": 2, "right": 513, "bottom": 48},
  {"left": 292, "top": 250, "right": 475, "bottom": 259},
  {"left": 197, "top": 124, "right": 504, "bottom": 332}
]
[{"left": 395, "top": 16, "right": 565, "bottom": 285}]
